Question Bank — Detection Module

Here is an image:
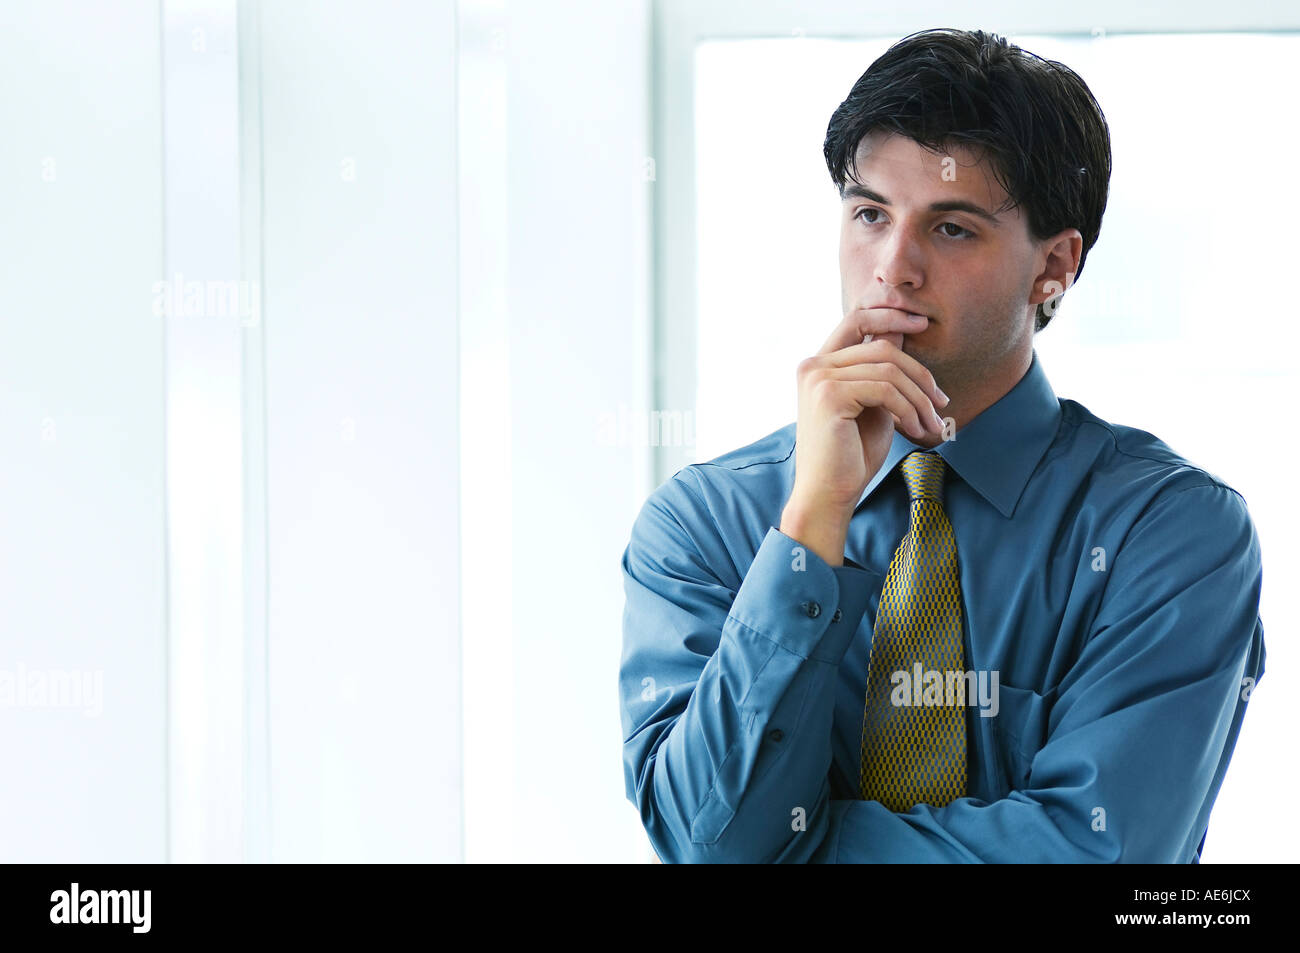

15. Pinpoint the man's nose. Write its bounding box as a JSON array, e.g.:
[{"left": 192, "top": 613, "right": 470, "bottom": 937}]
[{"left": 873, "top": 225, "right": 925, "bottom": 288}]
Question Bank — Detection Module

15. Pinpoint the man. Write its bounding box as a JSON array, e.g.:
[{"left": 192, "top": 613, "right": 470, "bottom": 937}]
[{"left": 619, "top": 28, "right": 1265, "bottom": 863}]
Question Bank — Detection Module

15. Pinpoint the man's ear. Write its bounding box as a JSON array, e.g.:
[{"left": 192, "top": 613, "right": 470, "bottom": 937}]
[{"left": 1029, "top": 229, "right": 1083, "bottom": 312}]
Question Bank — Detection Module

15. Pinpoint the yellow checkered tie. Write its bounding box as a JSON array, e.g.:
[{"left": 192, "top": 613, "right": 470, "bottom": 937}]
[{"left": 858, "top": 450, "right": 967, "bottom": 810}]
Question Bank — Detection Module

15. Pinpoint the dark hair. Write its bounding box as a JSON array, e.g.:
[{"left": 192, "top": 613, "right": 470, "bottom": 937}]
[{"left": 824, "top": 28, "right": 1111, "bottom": 331}]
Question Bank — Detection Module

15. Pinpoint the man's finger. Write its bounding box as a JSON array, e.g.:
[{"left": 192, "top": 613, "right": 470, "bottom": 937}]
[
  {"left": 817, "top": 308, "right": 927, "bottom": 356},
  {"left": 826, "top": 336, "right": 948, "bottom": 410},
  {"left": 866, "top": 331, "right": 905, "bottom": 348}
]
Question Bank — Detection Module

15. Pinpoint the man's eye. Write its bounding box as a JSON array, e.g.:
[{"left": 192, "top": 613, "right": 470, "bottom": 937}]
[{"left": 855, "top": 209, "right": 973, "bottom": 240}]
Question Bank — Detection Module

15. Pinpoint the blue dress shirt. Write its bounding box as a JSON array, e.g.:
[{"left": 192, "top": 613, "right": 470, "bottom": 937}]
[{"left": 619, "top": 349, "right": 1265, "bottom": 863}]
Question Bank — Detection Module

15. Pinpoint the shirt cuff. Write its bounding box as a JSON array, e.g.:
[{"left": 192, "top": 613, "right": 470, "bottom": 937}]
[{"left": 725, "top": 526, "right": 877, "bottom": 665}]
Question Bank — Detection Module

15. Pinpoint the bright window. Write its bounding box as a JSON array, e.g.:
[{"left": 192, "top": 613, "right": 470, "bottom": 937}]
[{"left": 693, "top": 32, "right": 1298, "bottom": 862}]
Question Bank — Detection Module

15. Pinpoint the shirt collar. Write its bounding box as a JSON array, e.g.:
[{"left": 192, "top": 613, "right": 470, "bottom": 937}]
[{"left": 854, "top": 348, "right": 1060, "bottom": 519}]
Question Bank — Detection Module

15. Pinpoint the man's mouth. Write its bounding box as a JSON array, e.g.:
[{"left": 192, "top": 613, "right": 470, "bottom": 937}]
[
  {"left": 868, "top": 307, "right": 933, "bottom": 326},
  {"left": 868, "top": 305, "right": 930, "bottom": 317}
]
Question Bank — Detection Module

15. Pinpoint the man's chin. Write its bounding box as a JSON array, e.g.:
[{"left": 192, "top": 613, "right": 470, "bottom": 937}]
[
  {"left": 906, "top": 346, "right": 955, "bottom": 394},
  {"left": 902, "top": 340, "right": 935, "bottom": 366}
]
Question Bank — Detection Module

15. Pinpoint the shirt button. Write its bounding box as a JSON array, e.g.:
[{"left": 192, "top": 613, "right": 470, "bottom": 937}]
[
  {"left": 768, "top": 729, "right": 784, "bottom": 743},
  {"left": 802, "top": 601, "right": 821, "bottom": 618},
  {"left": 831, "top": 608, "right": 843, "bottom": 623}
]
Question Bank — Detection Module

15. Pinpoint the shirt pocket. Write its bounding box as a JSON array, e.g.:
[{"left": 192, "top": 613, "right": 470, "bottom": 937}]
[{"left": 988, "top": 683, "right": 1052, "bottom": 792}]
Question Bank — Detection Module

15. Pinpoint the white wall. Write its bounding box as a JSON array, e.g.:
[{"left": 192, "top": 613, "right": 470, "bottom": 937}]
[
  {"left": 514, "top": 0, "right": 654, "bottom": 863},
  {"left": 0, "top": 0, "right": 465, "bottom": 863},
  {"left": 163, "top": 0, "right": 248, "bottom": 865},
  {"left": 258, "top": 0, "right": 461, "bottom": 862},
  {"left": 460, "top": 0, "right": 655, "bottom": 863},
  {"left": 0, "top": 0, "right": 653, "bottom": 864},
  {"left": 0, "top": 0, "right": 167, "bottom": 862}
]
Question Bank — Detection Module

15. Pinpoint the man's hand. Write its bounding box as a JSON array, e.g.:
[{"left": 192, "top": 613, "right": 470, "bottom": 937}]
[{"left": 780, "top": 309, "right": 949, "bottom": 566}]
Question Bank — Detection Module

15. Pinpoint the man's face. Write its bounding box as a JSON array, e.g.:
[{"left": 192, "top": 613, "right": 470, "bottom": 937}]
[{"left": 838, "top": 129, "right": 1045, "bottom": 396}]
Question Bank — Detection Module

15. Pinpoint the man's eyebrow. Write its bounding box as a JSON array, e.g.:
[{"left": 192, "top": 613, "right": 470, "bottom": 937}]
[{"left": 841, "top": 183, "right": 1002, "bottom": 226}]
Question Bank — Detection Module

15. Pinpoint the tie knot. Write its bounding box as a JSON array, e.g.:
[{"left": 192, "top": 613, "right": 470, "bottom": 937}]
[{"left": 899, "top": 450, "right": 946, "bottom": 503}]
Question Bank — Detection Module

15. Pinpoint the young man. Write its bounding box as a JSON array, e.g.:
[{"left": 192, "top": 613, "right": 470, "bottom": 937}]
[{"left": 618, "top": 28, "right": 1266, "bottom": 863}]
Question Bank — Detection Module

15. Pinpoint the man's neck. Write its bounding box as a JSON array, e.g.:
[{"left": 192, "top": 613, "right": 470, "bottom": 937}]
[{"left": 910, "top": 347, "right": 1033, "bottom": 447}]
